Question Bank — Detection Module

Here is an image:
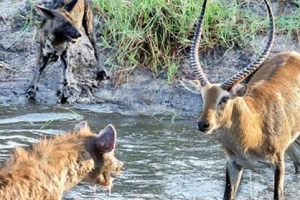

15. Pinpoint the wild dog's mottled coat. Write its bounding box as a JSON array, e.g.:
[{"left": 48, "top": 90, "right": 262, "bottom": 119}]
[
  {"left": 0, "top": 122, "right": 123, "bottom": 200},
  {"left": 27, "top": 0, "right": 108, "bottom": 103}
]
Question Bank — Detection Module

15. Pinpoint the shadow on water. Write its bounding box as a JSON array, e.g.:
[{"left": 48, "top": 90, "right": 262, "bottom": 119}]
[{"left": 0, "top": 104, "right": 299, "bottom": 200}]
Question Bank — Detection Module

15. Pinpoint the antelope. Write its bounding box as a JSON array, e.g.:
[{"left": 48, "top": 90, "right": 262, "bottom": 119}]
[{"left": 189, "top": 0, "right": 300, "bottom": 199}]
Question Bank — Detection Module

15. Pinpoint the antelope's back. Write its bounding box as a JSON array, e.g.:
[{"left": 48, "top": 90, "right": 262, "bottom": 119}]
[
  {"left": 248, "top": 51, "right": 300, "bottom": 134},
  {"left": 248, "top": 51, "right": 300, "bottom": 92}
]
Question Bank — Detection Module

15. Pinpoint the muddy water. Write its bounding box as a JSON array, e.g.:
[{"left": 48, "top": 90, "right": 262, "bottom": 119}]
[{"left": 0, "top": 105, "right": 299, "bottom": 200}]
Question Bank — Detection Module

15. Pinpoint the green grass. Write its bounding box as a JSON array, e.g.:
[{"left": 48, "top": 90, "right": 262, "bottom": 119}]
[
  {"left": 6, "top": 0, "right": 36, "bottom": 50},
  {"left": 12, "top": 0, "right": 299, "bottom": 83},
  {"left": 40, "top": 106, "right": 84, "bottom": 129},
  {"left": 93, "top": 0, "right": 300, "bottom": 83},
  {"left": 167, "top": 62, "right": 179, "bottom": 83},
  {"left": 276, "top": 3, "right": 300, "bottom": 41}
]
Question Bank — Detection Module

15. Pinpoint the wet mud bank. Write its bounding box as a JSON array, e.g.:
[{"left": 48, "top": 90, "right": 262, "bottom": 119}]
[{"left": 0, "top": 0, "right": 300, "bottom": 117}]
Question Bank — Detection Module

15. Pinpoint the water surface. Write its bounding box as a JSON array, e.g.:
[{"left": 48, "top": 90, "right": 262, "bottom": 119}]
[{"left": 0, "top": 105, "right": 299, "bottom": 200}]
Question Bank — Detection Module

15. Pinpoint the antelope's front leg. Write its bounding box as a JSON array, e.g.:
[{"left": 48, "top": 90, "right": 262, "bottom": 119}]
[
  {"left": 223, "top": 161, "right": 244, "bottom": 200},
  {"left": 286, "top": 139, "right": 300, "bottom": 173},
  {"left": 27, "top": 55, "right": 50, "bottom": 99},
  {"left": 274, "top": 158, "right": 285, "bottom": 200},
  {"left": 59, "top": 51, "right": 70, "bottom": 104}
]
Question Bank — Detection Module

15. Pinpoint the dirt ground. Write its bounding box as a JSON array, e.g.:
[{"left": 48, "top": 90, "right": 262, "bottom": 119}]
[{"left": 0, "top": 0, "right": 299, "bottom": 117}]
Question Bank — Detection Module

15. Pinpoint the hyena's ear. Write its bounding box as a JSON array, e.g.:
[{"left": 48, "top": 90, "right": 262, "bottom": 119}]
[
  {"left": 36, "top": 6, "right": 55, "bottom": 18},
  {"left": 74, "top": 121, "right": 89, "bottom": 131},
  {"left": 93, "top": 124, "right": 116, "bottom": 153},
  {"left": 64, "top": 0, "right": 79, "bottom": 12}
]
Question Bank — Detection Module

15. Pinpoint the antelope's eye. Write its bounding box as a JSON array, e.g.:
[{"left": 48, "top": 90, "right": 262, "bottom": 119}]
[{"left": 220, "top": 97, "right": 229, "bottom": 104}]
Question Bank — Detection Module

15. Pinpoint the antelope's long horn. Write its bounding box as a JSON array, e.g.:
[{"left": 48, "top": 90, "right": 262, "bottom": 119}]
[
  {"left": 189, "top": 0, "right": 210, "bottom": 87},
  {"left": 221, "top": 0, "right": 275, "bottom": 91}
]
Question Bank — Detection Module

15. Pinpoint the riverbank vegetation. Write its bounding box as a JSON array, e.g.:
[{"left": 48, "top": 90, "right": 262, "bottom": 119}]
[{"left": 93, "top": 0, "right": 299, "bottom": 83}]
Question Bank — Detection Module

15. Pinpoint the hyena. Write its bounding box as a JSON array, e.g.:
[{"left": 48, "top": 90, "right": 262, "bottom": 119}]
[
  {"left": 0, "top": 121, "right": 123, "bottom": 200},
  {"left": 27, "top": 0, "right": 109, "bottom": 103}
]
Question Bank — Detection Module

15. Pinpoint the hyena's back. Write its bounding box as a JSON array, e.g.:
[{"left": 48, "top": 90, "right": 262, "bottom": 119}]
[{"left": 0, "top": 148, "right": 69, "bottom": 199}]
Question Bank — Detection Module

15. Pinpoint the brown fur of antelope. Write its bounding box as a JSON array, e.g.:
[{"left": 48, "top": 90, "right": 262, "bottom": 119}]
[
  {"left": 27, "top": 0, "right": 109, "bottom": 103},
  {"left": 0, "top": 121, "right": 123, "bottom": 200},
  {"left": 188, "top": 0, "right": 300, "bottom": 199}
]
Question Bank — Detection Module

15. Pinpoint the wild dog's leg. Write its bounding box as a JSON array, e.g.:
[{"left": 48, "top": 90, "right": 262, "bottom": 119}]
[
  {"left": 60, "top": 50, "right": 70, "bottom": 103},
  {"left": 27, "top": 55, "right": 51, "bottom": 99},
  {"left": 286, "top": 136, "right": 300, "bottom": 173},
  {"left": 83, "top": 2, "right": 109, "bottom": 81},
  {"left": 274, "top": 155, "right": 285, "bottom": 200},
  {"left": 223, "top": 161, "right": 243, "bottom": 200}
]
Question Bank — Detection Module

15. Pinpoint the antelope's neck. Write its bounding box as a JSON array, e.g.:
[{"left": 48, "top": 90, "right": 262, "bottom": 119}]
[{"left": 220, "top": 96, "right": 263, "bottom": 151}]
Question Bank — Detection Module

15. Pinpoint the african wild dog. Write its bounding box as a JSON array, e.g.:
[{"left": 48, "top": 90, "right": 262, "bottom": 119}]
[
  {"left": 0, "top": 121, "right": 123, "bottom": 199},
  {"left": 27, "top": 0, "right": 109, "bottom": 103}
]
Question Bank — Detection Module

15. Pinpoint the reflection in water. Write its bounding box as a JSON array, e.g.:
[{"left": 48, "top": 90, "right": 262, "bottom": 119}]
[{"left": 0, "top": 105, "right": 299, "bottom": 199}]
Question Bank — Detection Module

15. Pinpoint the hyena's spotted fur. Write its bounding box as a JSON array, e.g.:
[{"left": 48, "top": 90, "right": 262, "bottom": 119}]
[
  {"left": 0, "top": 122, "right": 123, "bottom": 200},
  {"left": 27, "top": 0, "right": 108, "bottom": 103}
]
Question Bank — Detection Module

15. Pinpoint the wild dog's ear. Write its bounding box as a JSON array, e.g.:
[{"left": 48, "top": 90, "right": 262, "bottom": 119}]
[
  {"left": 36, "top": 6, "right": 55, "bottom": 18},
  {"left": 93, "top": 124, "right": 116, "bottom": 153},
  {"left": 74, "top": 121, "right": 89, "bottom": 131},
  {"left": 64, "top": 0, "right": 79, "bottom": 12}
]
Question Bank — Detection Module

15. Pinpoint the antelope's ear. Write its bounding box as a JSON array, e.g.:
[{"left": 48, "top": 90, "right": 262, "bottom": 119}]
[
  {"left": 231, "top": 84, "right": 248, "bottom": 97},
  {"left": 74, "top": 121, "right": 89, "bottom": 131},
  {"left": 36, "top": 6, "right": 55, "bottom": 18},
  {"left": 179, "top": 78, "right": 202, "bottom": 94},
  {"left": 93, "top": 124, "right": 116, "bottom": 153},
  {"left": 64, "top": 0, "right": 78, "bottom": 12}
]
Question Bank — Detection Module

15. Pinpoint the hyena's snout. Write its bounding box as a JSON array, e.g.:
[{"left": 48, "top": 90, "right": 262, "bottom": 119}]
[
  {"left": 96, "top": 155, "right": 124, "bottom": 189},
  {"left": 112, "top": 159, "right": 124, "bottom": 177}
]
